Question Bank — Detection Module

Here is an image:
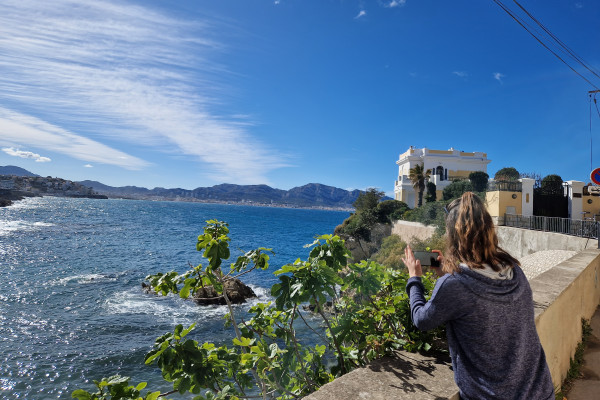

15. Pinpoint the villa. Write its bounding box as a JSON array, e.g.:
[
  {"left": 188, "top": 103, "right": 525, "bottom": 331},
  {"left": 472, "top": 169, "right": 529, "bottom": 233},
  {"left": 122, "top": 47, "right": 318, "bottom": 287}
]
[{"left": 394, "top": 146, "right": 490, "bottom": 207}]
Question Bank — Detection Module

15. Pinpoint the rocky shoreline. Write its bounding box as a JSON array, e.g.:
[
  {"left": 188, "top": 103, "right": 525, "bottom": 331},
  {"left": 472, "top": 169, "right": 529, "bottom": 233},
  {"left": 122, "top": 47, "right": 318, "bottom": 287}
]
[{"left": 0, "top": 175, "right": 107, "bottom": 207}]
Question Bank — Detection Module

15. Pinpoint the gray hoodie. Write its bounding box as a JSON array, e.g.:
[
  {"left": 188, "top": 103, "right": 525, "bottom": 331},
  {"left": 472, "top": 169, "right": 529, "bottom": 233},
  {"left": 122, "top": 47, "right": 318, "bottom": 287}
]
[{"left": 406, "top": 265, "right": 554, "bottom": 400}]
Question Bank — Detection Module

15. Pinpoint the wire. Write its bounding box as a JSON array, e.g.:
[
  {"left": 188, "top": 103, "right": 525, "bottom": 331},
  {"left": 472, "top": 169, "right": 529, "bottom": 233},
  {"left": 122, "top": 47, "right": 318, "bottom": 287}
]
[
  {"left": 512, "top": 0, "right": 600, "bottom": 82},
  {"left": 492, "top": 0, "right": 600, "bottom": 90}
]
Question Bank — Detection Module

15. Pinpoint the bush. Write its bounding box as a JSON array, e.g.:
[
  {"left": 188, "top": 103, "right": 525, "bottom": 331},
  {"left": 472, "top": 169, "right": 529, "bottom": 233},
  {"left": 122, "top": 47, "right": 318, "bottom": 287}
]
[
  {"left": 375, "top": 200, "right": 410, "bottom": 223},
  {"left": 403, "top": 201, "right": 448, "bottom": 235},
  {"left": 442, "top": 180, "right": 474, "bottom": 201},
  {"left": 468, "top": 171, "right": 489, "bottom": 192},
  {"left": 494, "top": 167, "right": 520, "bottom": 181},
  {"left": 372, "top": 235, "right": 407, "bottom": 268},
  {"left": 540, "top": 174, "right": 563, "bottom": 195}
]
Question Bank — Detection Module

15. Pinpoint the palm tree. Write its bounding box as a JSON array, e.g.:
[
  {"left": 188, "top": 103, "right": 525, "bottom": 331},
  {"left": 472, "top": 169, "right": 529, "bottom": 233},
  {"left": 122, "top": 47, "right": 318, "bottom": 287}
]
[{"left": 408, "top": 163, "right": 431, "bottom": 207}]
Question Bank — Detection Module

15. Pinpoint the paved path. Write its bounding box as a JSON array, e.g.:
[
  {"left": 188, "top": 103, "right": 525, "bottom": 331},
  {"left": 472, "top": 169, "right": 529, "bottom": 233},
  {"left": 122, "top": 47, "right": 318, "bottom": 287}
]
[
  {"left": 519, "top": 250, "right": 577, "bottom": 280},
  {"left": 566, "top": 306, "right": 600, "bottom": 399}
]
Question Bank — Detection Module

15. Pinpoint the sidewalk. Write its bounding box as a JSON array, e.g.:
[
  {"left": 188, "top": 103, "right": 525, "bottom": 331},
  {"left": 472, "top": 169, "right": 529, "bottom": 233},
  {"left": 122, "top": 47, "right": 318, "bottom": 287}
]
[{"left": 566, "top": 306, "right": 600, "bottom": 399}]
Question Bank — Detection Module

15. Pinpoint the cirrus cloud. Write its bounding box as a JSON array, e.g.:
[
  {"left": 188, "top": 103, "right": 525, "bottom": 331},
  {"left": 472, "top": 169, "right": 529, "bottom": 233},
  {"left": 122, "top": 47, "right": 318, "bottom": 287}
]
[{"left": 0, "top": 0, "right": 288, "bottom": 184}]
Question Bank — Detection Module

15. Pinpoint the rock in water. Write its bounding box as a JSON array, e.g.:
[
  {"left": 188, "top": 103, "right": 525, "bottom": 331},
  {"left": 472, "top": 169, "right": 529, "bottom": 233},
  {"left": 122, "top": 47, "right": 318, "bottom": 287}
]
[{"left": 193, "top": 278, "right": 256, "bottom": 305}]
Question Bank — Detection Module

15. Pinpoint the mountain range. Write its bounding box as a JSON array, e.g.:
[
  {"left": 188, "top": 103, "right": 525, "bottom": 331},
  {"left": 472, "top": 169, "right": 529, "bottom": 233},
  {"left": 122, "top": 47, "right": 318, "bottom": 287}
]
[
  {"left": 78, "top": 180, "right": 362, "bottom": 209},
  {"left": 0, "top": 165, "right": 370, "bottom": 209}
]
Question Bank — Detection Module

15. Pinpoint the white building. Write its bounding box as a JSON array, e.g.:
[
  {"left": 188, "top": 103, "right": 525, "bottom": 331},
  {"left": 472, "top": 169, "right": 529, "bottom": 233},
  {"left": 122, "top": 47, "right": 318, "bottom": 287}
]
[{"left": 394, "top": 146, "right": 491, "bottom": 207}]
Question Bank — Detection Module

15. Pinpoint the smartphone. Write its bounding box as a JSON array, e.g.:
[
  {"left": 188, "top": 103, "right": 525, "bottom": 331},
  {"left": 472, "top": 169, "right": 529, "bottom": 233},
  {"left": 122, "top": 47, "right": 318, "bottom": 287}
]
[{"left": 413, "top": 251, "right": 440, "bottom": 267}]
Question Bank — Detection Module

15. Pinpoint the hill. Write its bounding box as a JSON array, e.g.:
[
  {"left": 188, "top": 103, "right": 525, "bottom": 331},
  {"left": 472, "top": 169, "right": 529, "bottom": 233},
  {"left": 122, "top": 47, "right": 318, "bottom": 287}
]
[
  {"left": 0, "top": 165, "right": 39, "bottom": 177},
  {"left": 79, "top": 180, "right": 363, "bottom": 209}
]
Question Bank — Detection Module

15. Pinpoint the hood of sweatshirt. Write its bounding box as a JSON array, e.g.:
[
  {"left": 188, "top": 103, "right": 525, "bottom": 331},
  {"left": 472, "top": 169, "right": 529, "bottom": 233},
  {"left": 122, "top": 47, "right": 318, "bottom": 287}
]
[{"left": 452, "top": 264, "right": 525, "bottom": 303}]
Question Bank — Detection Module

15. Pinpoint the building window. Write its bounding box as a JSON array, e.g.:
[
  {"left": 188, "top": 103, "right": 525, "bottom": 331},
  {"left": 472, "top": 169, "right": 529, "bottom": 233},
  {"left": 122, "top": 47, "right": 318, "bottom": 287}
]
[{"left": 436, "top": 166, "right": 444, "bottom": 181}]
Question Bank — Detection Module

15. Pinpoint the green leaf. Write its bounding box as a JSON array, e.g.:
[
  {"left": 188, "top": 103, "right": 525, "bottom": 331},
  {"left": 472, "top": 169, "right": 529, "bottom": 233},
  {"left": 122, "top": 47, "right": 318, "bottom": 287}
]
[
  {"left": 181, "top": 322, "right": 196, "bottom": 337},
  {"left": 71, "top": 389, "right": 93, "bottom": 400},
  {"left": 145, "top": 392, "right": 161, "bottom": 400}
]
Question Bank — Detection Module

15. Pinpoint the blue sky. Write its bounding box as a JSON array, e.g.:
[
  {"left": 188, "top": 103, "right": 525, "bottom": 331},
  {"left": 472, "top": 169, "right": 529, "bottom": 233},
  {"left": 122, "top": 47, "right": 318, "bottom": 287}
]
[{"left": 0, "top": 0, "right": 599, "bottom": 195}]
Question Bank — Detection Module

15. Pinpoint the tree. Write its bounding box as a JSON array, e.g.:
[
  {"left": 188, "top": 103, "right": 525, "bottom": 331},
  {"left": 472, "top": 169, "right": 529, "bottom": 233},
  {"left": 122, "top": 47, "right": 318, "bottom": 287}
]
[
  {"left": 425, "top": 181, "right": 437, "bottom": 203},
  {"left": 443, "top": 180, "right": 474, "bottom": 201},
  {"left": 494, "top": 167, "right": 520, "bottom": 181},
  {"left": 468, "top": 171, "right": 489, "bottom": 192},
  {"left": 540, "top": 174, "right": 563, "bottom": 195},
  {"left": 408, "top": 163, "right": 431, "bottom": 207},
  {"left": 375, "top": 199, "right": 410, "bottom": 223},
  {"left": 353, "top": 187, "right": 384, "bottom": 212}
]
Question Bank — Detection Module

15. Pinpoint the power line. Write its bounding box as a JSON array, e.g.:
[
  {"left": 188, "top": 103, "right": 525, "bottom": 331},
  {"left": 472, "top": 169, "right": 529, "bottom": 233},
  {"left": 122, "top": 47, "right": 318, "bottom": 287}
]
[
  {"left": 512, "top": 0, "right": 600, "bottom": 82},
  {"left": 492, "top": 0, "right": 600, "bottom": 90}
]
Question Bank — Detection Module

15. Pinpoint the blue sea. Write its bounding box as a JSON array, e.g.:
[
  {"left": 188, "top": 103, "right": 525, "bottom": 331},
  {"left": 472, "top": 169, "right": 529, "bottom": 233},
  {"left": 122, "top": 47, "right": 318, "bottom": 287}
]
[{"left": 0, "top": 197, "right": 348, "bottom": 399}]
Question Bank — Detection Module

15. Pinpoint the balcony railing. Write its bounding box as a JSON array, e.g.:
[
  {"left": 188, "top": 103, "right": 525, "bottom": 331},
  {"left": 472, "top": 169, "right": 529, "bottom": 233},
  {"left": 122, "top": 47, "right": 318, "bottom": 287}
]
[{"left": 488, "top": 180, "right": 522, "bottom": 192}]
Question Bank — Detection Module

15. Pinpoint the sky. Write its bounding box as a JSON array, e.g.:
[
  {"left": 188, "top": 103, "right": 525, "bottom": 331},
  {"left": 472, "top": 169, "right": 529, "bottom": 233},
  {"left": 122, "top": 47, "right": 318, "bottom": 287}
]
[{"left": 0, "top": 0, "right": 599, "bottom": 196}]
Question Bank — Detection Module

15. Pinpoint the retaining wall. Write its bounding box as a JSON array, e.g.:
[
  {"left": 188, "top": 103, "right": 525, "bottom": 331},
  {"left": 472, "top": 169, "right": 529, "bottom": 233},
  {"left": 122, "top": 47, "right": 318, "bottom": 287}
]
[
  {"left": 496, "top": 225, "right": 597, "bottom": 258},
  {"left": 391, "top": 220, "right": 437, "bottom": 243}
]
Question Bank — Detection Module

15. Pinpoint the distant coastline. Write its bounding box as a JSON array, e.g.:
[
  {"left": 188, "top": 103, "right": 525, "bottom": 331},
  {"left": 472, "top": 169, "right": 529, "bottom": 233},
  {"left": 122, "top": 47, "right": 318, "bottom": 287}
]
[
  {"left": 0, "top": 165, "right": 363, "bottom": 210},
  {"left": 98, "top": 194, "right": 354, "bottom": 212}
]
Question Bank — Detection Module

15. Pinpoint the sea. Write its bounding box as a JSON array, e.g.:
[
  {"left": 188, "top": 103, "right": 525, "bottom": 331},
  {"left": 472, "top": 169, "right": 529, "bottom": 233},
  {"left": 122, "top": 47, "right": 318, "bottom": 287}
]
[{"left": 0, "top": 196, "right": 349, "bottom": 399}]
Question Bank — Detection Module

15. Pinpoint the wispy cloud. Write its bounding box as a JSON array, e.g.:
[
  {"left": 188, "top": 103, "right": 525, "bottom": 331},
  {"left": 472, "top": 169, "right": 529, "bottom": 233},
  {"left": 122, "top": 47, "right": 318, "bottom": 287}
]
[
  {"left": 2, "top": 147, "right": 51, "bottom": 162},
  {"left": 84, "top": 164, "right": 94, "bottom": 168},
  {"left": 453, "top": 71, "right": 469, "bottom": 78},
  {"left": 0, "top": 0, "right": 287, "bottom": 184},
  {"left": 386, "top": 0, "right": 407, "bottom": 8},
  {"left": 493, "top": 72, "right": 506, "bottom": 83},
  {"left": 355, "top": 10, "right": 367, "bottom": 19},
  {"left": 0, "top": 108, "right": 147, "bottom": 169}
]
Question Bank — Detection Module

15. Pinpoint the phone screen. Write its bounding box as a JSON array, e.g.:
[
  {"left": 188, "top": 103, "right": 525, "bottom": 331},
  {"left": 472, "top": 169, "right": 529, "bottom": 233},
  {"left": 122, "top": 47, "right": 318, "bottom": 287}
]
[{"left": 413, "top": 251, "right": 440, "bottom": 267}]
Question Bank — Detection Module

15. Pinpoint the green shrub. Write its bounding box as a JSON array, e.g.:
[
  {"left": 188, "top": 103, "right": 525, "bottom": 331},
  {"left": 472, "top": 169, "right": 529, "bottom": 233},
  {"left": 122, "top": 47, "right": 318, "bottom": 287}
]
[
  {"left": 442, "top": 180, "right": 474, "bottom": 201},
  {"left": 468, "top": 171, "right": 489, "bottom": 192}
]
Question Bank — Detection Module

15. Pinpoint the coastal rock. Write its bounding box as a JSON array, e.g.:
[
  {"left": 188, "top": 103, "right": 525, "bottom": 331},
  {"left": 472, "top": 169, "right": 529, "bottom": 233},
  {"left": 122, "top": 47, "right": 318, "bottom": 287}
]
[{"left": 192, "top": 278, "right": 256, "bottom": 305}]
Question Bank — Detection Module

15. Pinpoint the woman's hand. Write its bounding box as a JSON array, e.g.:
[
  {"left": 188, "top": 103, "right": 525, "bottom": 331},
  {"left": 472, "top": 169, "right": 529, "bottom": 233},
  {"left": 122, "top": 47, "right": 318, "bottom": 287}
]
[
  {"left": 431, "top": 249, "right": 445, "bottom": 277},
  {"left": 402, "top": 244, "right": 422, "bottom": 278}
]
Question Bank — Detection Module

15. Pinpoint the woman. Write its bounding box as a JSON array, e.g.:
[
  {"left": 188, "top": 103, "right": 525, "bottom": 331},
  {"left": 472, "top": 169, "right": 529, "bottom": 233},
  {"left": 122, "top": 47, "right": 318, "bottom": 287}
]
[{"left": 402, "top": 192, "right": 554, "bottom": 400}]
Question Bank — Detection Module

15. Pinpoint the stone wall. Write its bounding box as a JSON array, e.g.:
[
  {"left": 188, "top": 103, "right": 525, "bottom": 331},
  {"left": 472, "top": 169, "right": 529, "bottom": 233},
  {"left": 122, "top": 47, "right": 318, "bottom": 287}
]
[
  {"left": 496, "top": 226, "right": 598, "bottom": 259},
  {"left": 391, "top": 220, "right": 437, "bottom": 243}
]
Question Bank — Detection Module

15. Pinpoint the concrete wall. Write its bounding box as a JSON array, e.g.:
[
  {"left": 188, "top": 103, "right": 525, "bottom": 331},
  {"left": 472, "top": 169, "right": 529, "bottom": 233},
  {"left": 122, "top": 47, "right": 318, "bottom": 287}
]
[
  {"left": 486, "top": 190, "right": 522, "bottom": 218},
  {"left": 531, "top": 249, "right": 600, "bottom": 386},
  {"left": 304, "top": 231, "right": 600, "bottom": 400},
  {"left": 496, "top": 226, "right": 598, "bottom": 259},
  {"left": 391, "top": 220, "right": 437, "bottom": 243}
]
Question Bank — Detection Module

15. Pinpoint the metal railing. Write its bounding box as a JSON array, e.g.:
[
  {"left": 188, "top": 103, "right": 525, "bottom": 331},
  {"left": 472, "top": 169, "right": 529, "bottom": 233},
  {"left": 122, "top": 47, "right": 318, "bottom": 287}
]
[
  {"left": 503, "top": 214, "right": 600, "bottom": 242},
  {"left": 488, "top": 180, "right": 522, "bottom": 192}
]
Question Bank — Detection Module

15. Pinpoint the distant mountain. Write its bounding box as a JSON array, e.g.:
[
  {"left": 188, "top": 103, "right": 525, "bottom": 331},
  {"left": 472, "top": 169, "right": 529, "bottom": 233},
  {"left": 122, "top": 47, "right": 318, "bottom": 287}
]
[
  {"left": 79, "top": 181, "right": 364, "bottom": 209},
  {"left": 0, "top": 165, "right": 39, "bottom": 177}
]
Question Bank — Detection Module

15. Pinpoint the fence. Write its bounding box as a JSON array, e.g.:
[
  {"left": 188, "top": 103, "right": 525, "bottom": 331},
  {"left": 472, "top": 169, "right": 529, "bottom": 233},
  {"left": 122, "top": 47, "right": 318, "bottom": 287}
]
[
  {"left": 488, "top": 180, "right": 522, "bottom": 192},
  {"left": 503, "top": 214, "right": 600, "bottom": 243}
]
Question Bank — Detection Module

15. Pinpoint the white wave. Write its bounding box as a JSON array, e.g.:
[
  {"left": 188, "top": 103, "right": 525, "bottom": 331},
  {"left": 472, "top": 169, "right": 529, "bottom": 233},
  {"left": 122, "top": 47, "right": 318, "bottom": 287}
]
[
  {"left": 104, "top": 290, "right": 227, "bottom": 324},
  {"left": 0, "top": 219, "right": 55, "bottom": 236},
  {"left": 55, "top": 273, "right": 118, "bottom": 285}
]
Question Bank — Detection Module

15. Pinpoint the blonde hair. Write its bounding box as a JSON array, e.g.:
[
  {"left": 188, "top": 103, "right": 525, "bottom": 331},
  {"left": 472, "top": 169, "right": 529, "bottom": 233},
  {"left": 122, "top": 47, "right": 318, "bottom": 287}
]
[{"left": 443, "top": 192, "right": 519, "bottom": 274}]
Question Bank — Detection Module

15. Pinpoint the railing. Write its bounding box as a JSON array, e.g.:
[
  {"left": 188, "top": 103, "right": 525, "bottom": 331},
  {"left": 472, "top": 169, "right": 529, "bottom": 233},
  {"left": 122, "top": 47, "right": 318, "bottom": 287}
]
[
  {"left": 503, "top": 214, "right": 600, "bottom": 242},
  {"left": 488, "top": 180, "right": 522, "bottom": 192}
]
